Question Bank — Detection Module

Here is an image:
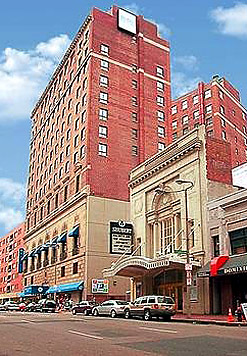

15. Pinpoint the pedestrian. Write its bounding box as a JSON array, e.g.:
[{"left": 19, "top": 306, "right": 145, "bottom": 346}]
[{"left": 236, "top": 305, "right": 243, "bottom": 322}]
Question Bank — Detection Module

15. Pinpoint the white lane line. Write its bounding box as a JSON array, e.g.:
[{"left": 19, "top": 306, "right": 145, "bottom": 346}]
[
  {"left": 140, "top": 327, "right": 177, "bottom": 334},
  {"left": 68, "top": 329, "right": 103, "bottom": 340},
  {"left": 21, "top": 319, "right": 35, "bottom": 324}
]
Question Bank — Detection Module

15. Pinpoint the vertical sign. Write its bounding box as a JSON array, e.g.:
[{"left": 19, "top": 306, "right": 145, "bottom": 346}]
[
  {"left": 110, "top": 221, "right": 133, "bottom": 254},
  {"left": 92, "top": 279, "right": 109, "bottom": 294},
  {"left": 18, "top": 248, "right": 25, "bottom": 273}
]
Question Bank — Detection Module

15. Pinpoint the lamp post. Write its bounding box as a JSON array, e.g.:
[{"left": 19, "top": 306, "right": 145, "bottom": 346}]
[{"left": 175, "top": 179, "right": 194, "bottom": 316}]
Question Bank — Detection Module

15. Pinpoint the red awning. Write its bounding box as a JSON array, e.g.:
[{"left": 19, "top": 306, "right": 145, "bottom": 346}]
[{"left": 210, "top": 255, "right": 229, "bottom": 276}]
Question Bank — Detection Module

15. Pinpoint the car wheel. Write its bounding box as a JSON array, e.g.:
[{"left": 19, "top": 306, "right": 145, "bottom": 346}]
[
  {"left": 93, "top": 309, "right": 99, "bottom": 316},
  {"left": 144, "top": 309, "right": 151, "bottom": 321},
  {"left": 124, "top": 309, "right": 131, "bottom": 319},
  {"left": 162, "top": 315, "right": 171, "bottom": 322},
  {"left": 84, "top": 309, "right": 89, "bottom": 316},
  {"left": 72, "top": 309, "right": 77, "bottom": 315},
  {"left": 110, "top": 309, "right": 117, "bottom": 318}
]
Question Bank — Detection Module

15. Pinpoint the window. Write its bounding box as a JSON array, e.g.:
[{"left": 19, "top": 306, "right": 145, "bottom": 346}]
[
  {"left": 206, "top": 117, "right": 213, "bottom": 126},
  {"left": 132, "top": 112, "right": 137, "bottom": 122},
  {"left": 66, "top": 145, "right": 70, "bottom": 156},
  {"left": 100, "top": 44, "right": 109, "bottom": 56},
  {"left": 100, "top": 75, "right": 108, "bottom": 87},
  {"left": 171, "top": 106, "right": 177, "bottom": 115},
  {"left": 75, "top": 118, "right": 79, "bottom": 130},
  {"left": 80, "top": 145, "right": 85, "bottom": 157},
  {"left": 74, "top": 152, "right": 79, "bottom": 163},
  {"left": 75, "top": 175, "right": 80, "bottom": 193},
  {"left": 193, "top": 110, "right": 199, "bottom": 120},
  {"left": 220, "top": 106, "right": 225, "bottom": 115},
  {"left": 132, "top": 64, "right": 138, "bottom": 73},
  {"left": 156, "top": 66, "right": 164, "bottom": 77},
  {"left": 132, "top": 96, "right": 138, "bottom": 106},
  {"left": 66, "top": 129, "right": 71, "bottom": 140},
  {"left": 158, "top": 142, "right": 165, "bottom": 152},
  {"left": 99, "top": 143, "right": 107, "bottom": 156},
  {"left": 182, "top": 115, "right": 189, "bottom": 125},
  {"left": 101, "top": 60, "right": 109, "bottom": 71},
  {"left": 183, "top": 128, "right": 189, "bottom": 135},
  {"left": 99, "top": 92, "right": 108, "bottom": 104},
  {"left": 55, "top": 193, "right": 59, "bottom": 209},
  {"left": 81, "top": 111, "right": 86, "bottom": 123},
  {"left": 157, "top": 96, "right": 164, "bottom": 106},
  {"left": 132, "top": 129, "right": 137, "bottom": 139},
  {"left": 132, "top": 145, "right": 138, "bottom": 156},
  {"left": 229, "top": 228, "right": 247, "bottom": 255},
  {"left": 172, "top": 121, "right": 177, "bottom": 129},
  {"left": 222, "top": 131, "right": 226, "bottom": 140},
  {"left": 172, "top": 132, "right": 177, "bottom": 140},
  {"left": 83, "top": 78, "right": 87, "bottom": 90},
  {"left": 65, "top": 161, "right": 70, "bottom": 173},
  {"left": 132, "top": 80, "right": 138, "bottom": 89},
  {"left": 221, "top": 118, "right": 226, "bottom": 127},
  {"left": 193, "top": 95, "right": 199, "bottom": 105},
  {"left": 82, "top": 94, "right": 87, "bottom": 106},
  {"left": 74, "top": 135, "right": 79, "bottom": 147},
  {"left": 81, "top": 128, "right": 85, "bottom": 140},
  {"left": 61, "top": 266, "right": 65, "bottom": 277},
  {"left": 219, "top": 91, "right": 224, "bottom": 99},
  {"left": 205, "top": 105, "right": 212, "bottom": 114},
  {"left": 59, "top": 167, "right": 63, "bottom": 178},
  {"left": 204, "top": 89, "right": 211, "bottom": 99},
  {"left": 157, "top": 111, "right": 165, "bottom": 122},
  {"left": 60, "top": 152, "right": 64, "bottom": 163},
  {"left": 160, "top": 217, "right": 175, "bottom": 254},
  {"left": 157, "top": 81, "right": 164, "bottom": 91},
  {"left": 182, "top": 100, "right": 188, "bottom": 110},
  {"left": 75, "top": 102, "right": 80, "bottom": 114},
  {"left": 158, "top": 126, "right": 165, "bottom": 137},
  {"left": 73, "top": 262, "right": 78, "bottom": 274},
  {"left": 99, "top": 126, "right": 107, "bottom": 138},
  {"left": 99, "top": 108, "right": 108, "bottom": 121},
  {"left": 207, "top": 129, "right": 213, "bottom": 137}
]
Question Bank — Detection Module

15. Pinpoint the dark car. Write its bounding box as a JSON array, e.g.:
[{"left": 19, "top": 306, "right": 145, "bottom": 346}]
[
  {"left": 25, "top": 302, "right": 39, "bottom": 312},
  {"left": 71, "top": 301, "right": 96, "bottom": 315},
  {"left": 38, "top": 299, "right": 56, "bottom": 313}
]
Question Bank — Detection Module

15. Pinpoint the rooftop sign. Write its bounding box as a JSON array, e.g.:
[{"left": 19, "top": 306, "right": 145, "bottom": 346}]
[{"left": 118, "top": 8, "right": 137, "bottom": 35}]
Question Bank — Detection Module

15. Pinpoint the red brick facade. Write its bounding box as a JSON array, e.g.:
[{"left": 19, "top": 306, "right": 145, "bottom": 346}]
[{"left": 0, "top": 223, "right": 25, "bottom": 296}]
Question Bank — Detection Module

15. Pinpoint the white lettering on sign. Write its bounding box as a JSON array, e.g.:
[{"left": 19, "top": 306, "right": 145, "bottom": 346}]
[
  {"left": 118, "top": 9, "right": 137, "bottom": 34},
  {"left": 223, "top": 265, "right": 247, "bottom": 274}
]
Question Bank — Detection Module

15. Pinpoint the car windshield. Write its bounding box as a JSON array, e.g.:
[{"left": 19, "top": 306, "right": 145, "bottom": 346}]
[
  {"left": 115, "top": 301, "right": 128, "bottom": 305},
  {"left": 157, "top": 296, "right": 174, "bottom": 304}
]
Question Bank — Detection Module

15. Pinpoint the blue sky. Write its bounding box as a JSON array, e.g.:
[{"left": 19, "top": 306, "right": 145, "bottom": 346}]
[{"left": 0, "top": 0, "right": 247, "bottom": 235}]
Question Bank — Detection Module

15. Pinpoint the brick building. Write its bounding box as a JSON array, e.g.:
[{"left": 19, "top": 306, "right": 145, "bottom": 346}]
[
  {"left": 170, "top": 76, "right": 247, "bottom": 168},
  {"left": 24, "top": 6, "right": 171, "bottom": 301},
  {"left": 0, "top": 223, "right": 25, "bottom": 301}
]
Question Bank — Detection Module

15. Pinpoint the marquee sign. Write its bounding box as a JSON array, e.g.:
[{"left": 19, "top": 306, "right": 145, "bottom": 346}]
[
  {"left": 118, "top": 8, "right": 137, "bottom": 35},
  {"left": 110, "top": 221, "right": 133, "bottom": 255}
]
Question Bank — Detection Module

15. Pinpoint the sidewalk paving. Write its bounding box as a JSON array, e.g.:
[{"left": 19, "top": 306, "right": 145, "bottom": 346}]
[{"left": 173, "top": 313, "right": 247, "bottom": 326}]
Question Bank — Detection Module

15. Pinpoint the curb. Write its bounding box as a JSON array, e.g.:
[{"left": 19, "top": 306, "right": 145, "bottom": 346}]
[{"left": 172, "top": 318, "right": 247, "bottom": 326}]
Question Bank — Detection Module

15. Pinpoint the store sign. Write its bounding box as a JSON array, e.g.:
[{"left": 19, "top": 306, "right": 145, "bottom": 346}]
[
  {"left": 92, "top": 279, "right": 109, "bottom": 294},
  {"left": 110, "top": 221, "right": 133, "bottom": 254},
  {"left": 18, "top": 248, "right": 25, "bottom": 273},
  {"left": 220, "top": 265, "right": 247, "bottom": 275},
  {"left": 118, "top": 8, "right": 137, "bottom": 35}
]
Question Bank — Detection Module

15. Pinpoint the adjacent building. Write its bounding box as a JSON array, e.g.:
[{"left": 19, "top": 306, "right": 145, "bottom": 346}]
[
  {"left": 0, "top": 223, "right": 25, "bottom": 301},
  {"left": 24, "top": 6, "right": 172, "bottom": 302}
]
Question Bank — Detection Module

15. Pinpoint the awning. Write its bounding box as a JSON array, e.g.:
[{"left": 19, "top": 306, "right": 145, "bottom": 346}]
[
  {"left": 51, "top": 236, "right": 58, "bottom": 247},
  {"left": 21, "top": 253, "right": 28, "bottom": 261},
  {"left": 68, "top": 226, "right": 79, "bottom": 237},
  {"left": 46, "top": 281, "right": 84, "bottom": 294},
  {"left": 19, "top": 285, "right": 49, "bottom": 297},
  {"left": 218, "top": 253, "right": 247, "bottom": 275},
  {"left": 28, "top": 249, "right": 36, "bottom": 258},
  {"left": 34, "top": 246, "right": 42, "bottom": 255},
  {"left": 41, "top": 242, "right": 50, "bottom": 251},
  {"left": 57, "top": 232, "right": 67, "bottom": 243}
]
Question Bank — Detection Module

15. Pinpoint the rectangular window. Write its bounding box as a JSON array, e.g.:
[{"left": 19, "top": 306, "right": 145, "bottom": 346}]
[
  {"left": 157, "top": 96, "right": 164, "bottom": 106},
  {"left": 132, "top": 112, "right": 138, "bottom": 122},
  {"left": 157, "top": 111, "right": 165, "bottom": 121},
  {"left": 132, "top": 80, "right": 138, "bottom": 89},
  {"left": 156, "top": 66, "right": 164, "bottom": 77},
  {"left": 172, "top": 121, "right": 177, "bottom": 129},
  {"left": 132, "top": 64, "right": 138, "bottom": 73},
  {"left": 157, "top": 81, "right": 164, "bottom": 91},
  {"left": 101, "top": 60, "right": 109, "bottom": 71},
  {"left": 80, "top": 145, "right": 85, "bottom": 157},
  {"left": 99, "top": 143, "right": 107, "bottom": 156},
  {"left": 132, "top": 96, "right": 138, "bottom": 106},
  {"left": 193, "top": 110, "right": 199, "bottom": 120},
  {"left": 99, "top": 125, "right": 107, "bottom": 138},
  {"left": 205, "top": 105, "right": 212, "bottom": 114},
  {"left": 100, "top": 75, "right": 108, "bottom": 87},
  {"left": 75, "top": 175, "right": 80, "bottom": 193},
  {"left": 74, "top": 152, "right": 78, "bottom": 163},
  {"left": 182, "top": 100, "right": 188, "bottom": 110},
  {"left": 220, "top": 106, "right": 225, "bottom": 115},
  {"left": 206, "top": 117, "right": 213, "bottom": 126},
  {"left": 158, "top": 126, "right": 165, "bottom": 137},
  {"left": 183, "top": 128, "right": 189, "bottom": 135},
  {"left": 61, "top": 266, "right": 65, "bottom": 277},
  {"left": 222, "top": 130, "right": 226, "bottom": 140},
  {"left": 99, "top": 92, "right": 108, "bottom": 104},
  {"left": 73, "top": 262, "right": 78, "bottom": 274},
  {"left": 132, "top": 145, "right": 138, "bottom": 156},
  {"left": 221, "top": 118, "right": 226, "bottom": 127},
  {"left": 219, "top": 91, "right": 224, "bottom": 99},
  {"left": 204, "top": 89, "right": 211, "bottom": 99},
  {"left": 132, "top": 129, "right": 137, "bottom": 139},
  {"left": 193, "top": 95, "right": 199, "bottom": 104},
  {"left": 229, "top": 228, "right": 247, "bottom": 255},
  {"left": 172, "top": 132, "right": 177, "bottom": 140},
  {"left": 158, "top": 142, "right": 165, "bottom": 152},
  {"left": 100, "top": 44, "right": 109, "bottom": 56},
  {"left": 82, "top": 94, "right": 87, "bottom": 106},
  {"left": 171, "top": 106, "right": 177, "bottom": 115},
  {"left": 182, "top": 115, "right": 189, "bottom": 125},
  {"left": 99, "top": 108, "right": 108, "bottom": 120}
]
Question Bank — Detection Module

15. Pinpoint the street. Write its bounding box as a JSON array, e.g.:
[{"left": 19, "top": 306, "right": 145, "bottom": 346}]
[{"left": 0, "top": 313, "right": 247, "bottom": 356}]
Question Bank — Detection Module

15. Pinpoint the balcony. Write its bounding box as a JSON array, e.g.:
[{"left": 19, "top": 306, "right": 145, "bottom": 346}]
[
  {"left": 43, "top": 259, "right": 49, "bottom": 267},
  {"left": 72, "top": 247, "right": 79, "bottom": 256},
  {"left": 60, "top": 251, "right": 67, "bottom": 261}
]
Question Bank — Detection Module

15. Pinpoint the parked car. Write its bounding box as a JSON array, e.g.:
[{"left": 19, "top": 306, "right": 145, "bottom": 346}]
[
  {"left": 18, "top": 302, "right": 26, "bottom": 312},
  {"left": 37, "top": 299, "right": 56, "bottom": 313},
  {"left": 92, "top": 300, "right": 129, "bottom": 318},
  {"left": 72, "top": 301, "right": 96, "bottom": 315},
  {"left": 25, "top": 302, "right": 40, "bottom": 312},
  {"left": 3, "top": 301, "right": 20, "bottom": 311},
  {"left": 124, "top": 295, "right": 176, "bottom": 321},
  {"left": 0, "top": 304, "right": 6, "bottom": 312}
]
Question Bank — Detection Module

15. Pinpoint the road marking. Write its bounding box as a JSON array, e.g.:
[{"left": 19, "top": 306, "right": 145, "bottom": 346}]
[
  {"left": 21, "top": 319, "right": 35, "bottom": 324},
  {"left": 68, "top": 330, "right": 103, "bottom": 340},
  {"left": 140, "top": 327, "right": 177, "bottom": 334}
]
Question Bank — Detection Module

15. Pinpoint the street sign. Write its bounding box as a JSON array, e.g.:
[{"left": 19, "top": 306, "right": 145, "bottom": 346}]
[
  {"left": 186, "top": 270, "right": 192, "bottom": 286},
  {"left": 185, "top": 263, "right": 192, "bottom": 271}
]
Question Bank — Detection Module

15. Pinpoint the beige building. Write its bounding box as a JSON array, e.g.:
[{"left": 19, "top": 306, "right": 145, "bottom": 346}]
[{"left": 104, "top": 126, "right": 237, "bottom": 314}]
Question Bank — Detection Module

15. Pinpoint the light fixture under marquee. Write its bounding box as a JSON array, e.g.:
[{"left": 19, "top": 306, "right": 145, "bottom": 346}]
[{"left": 118, "top": 8, "right": 137, "bottom": 35}]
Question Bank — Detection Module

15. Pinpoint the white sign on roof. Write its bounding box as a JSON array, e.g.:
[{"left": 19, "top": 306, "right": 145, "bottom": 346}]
[
  {"left": 232, "top": 163, "right": 247, "bottom": 188},
  {"left": 118, "top": 8, "right": 137, "bottom": 35}
]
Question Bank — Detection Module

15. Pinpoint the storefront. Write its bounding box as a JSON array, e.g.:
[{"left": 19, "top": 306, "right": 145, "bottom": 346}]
[
  {"left": 19, "top": 285, "right": 49, "bottom": 300},
  {"left": 46, "top": 281, "right": 84, "bottom": 303}
]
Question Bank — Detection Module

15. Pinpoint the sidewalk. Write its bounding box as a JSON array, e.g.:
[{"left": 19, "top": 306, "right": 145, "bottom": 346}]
[{"left": 172, "top": 313, "right": 247, "bottom": 326}]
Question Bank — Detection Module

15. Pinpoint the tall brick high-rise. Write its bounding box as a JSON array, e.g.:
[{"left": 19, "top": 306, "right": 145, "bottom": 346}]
[{"left": 24, "top": 6, "right": 171, "bottom": 301}]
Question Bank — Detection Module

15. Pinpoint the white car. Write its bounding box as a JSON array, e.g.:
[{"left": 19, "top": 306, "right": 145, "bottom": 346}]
[
  {"left": 92, "top": 300, "right": 129, "bottom": 318},
  {"left": 4, "top": 301, "right": 20, "bottom": 311}
]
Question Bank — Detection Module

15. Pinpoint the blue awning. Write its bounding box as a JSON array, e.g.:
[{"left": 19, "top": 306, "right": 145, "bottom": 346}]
[
  {"left": 41, "top": 242, "right": 50, "bottom": 251},
  {"left": 19, "top": 285, "right": 49, "bottom": 297},
  {"left": 28, "top": 249, "right": 36, "bottom": 257},
  {"left": 57, "top": 232, "right": 67, "bottom": 243},
  {"left": 68, "top": 226, "right": 79, "bottom": 237},
  {"left": 34, "top": 246, "right": 42, "bottom": 255},
  {"left": 21, "top": 253, "right": 28, "bottom": 261},
  {"left": 51, "top": 236, "right": 58, "bottom": 247},
  {"left": 46, "top": 281, "right": 84, "bottom": 294}
]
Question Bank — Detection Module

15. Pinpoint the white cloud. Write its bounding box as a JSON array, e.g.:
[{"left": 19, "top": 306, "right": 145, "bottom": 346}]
[
  {"left": 124, "top": 2, "right": 140, "bottom": 14},
  {"left": 0, "top": 205, "right": 24, "bottom": 231},
  {"left": 172, "top": 71, "right": 202, "bottom": 98},
  {"left": 174, "top": 55, "right": 198, "bottom": 71},
  {"left": 0, "top": 34, "right": 71, "bottom": 124},
  {"left": 0, "top": 178, "right": 25, "bottom": 202},
  {"left": 211, "top": 3, "right": 247, "bottom": 38}
]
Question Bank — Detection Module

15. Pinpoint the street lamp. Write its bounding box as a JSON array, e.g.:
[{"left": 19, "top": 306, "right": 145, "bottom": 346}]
[{"left": 175, "top": 179, "right": 194, "bottom": 316}]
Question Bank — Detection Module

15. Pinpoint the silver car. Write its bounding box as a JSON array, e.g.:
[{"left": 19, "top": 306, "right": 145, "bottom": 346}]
[{"left": 92, "top": 300, "right": 129, "bottom": 318}]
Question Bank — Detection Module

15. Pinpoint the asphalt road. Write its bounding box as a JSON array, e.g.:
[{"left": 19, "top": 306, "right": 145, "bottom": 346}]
[{"left": 0, "top": 312, "right": 247, "bottom": 356}]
